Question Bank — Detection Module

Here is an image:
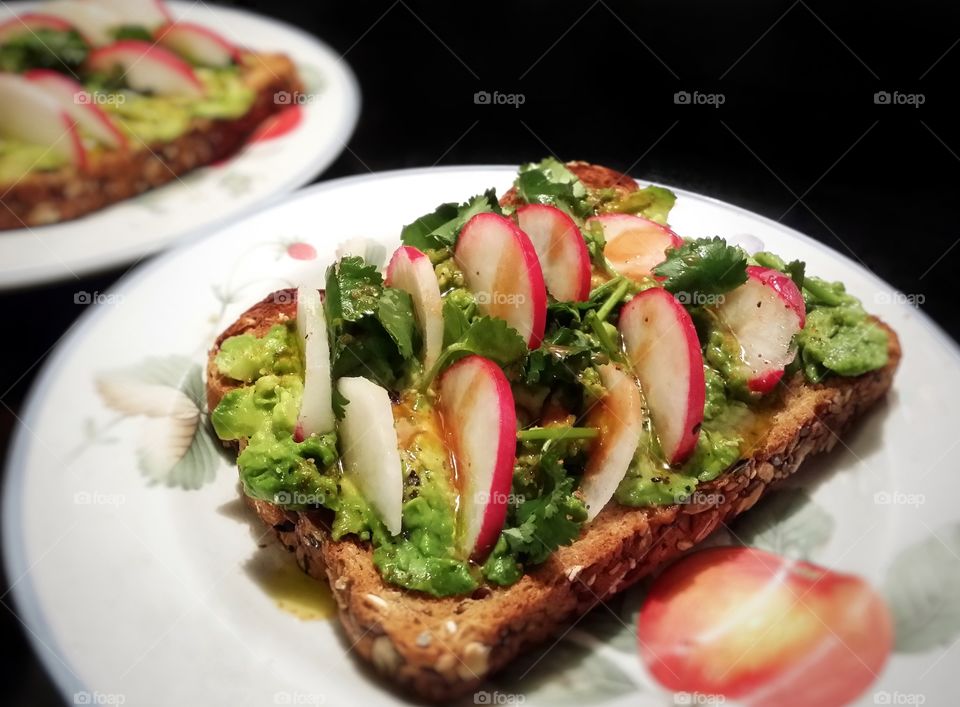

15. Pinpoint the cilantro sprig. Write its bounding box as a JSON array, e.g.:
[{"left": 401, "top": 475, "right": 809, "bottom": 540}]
[
  {"left": 654, "top": 237, "right": 749, "bottom": 298},
  {"left": 400, "top": 190, "right": 501, "bottom": 252}
]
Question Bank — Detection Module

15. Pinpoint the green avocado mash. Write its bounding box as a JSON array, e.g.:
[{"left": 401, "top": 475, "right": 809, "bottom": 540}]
[
  {"left": 209, "top": 160, "right": 894, "bottom": 599},
  {"left": 0, "top": 66, "right": 255, "bottom": 183},
  {"left": 615, "top": 364, "right": 748, "bottom": 506},
  {"left": 796, "top": 277, "right": 889, "bottom": 381},
  {"left": 0, "top": 140, "right": 67, "bottom": 183},
  {"left": 101, "top": 68, "right": 255, "bottom": 144}
]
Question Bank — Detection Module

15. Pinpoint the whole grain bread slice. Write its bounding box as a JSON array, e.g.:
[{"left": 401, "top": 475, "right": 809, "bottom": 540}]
[
  {"left": 204, "top": 164, "right": 901, "bottom": 702},
  {"left": 0, "top": 53, "right": 303, "bottom": 230}
]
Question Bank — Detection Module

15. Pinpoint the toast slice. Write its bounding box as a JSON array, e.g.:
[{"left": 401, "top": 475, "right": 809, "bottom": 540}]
[
  {"left": 0, "top": 53, "right": 302, "bottom": 230},
  {"left": 205, "top": 165, "right": 901, "bottom": 702}
]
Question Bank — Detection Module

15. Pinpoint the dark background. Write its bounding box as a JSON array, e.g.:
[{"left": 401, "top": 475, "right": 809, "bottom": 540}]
[{"left": 2, "top": 1, "right": 957, "bottom": 703}]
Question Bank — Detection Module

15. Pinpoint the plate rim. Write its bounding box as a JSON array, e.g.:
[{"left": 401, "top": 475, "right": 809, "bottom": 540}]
[
  {"left": 4, "top": 164, "right": 958, "bottom": 703},
  {"left": 0, "top": 0, "right": 362, "bottom": 290}
]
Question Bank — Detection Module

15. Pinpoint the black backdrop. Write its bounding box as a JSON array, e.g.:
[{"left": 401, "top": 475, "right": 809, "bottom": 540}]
[{"left": 2, "top": 1, "right": 958, "bottom": 703}]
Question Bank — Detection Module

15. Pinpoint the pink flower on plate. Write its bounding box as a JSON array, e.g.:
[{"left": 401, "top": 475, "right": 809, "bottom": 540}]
[{"left": 286, "top": 242, "right": 317, "bottom": 261}]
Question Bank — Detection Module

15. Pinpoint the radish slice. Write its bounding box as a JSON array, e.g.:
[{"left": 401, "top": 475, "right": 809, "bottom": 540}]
[
  {"left": 516, "top": 204, "right": 591, "bottom": 302},
  {"left": 87, "top": 0, "right": 172, "bottom": 29},
  {"left": 23, "top": 70, "right": 127, "bottom": 150},
  {"left": 454, "top": 213, "right": 547, "bottom": 349},
  {"left": 296, "top": 287, "right": 334, "bottom": 437},
  {"left": 0, "top": 13, "right": 77, "bottom": 44},
  {"left": 337, "top": 377, "right": 403, "bottom": 536},
  {"left": 714, "top": 266, "right": 805, "bottom": 394},
  {"left": 86, "top": 40, "right": 205, "bottom": 97},
  {"left": 154, "top": 22, "right": 240, "bottom": 67},
  {"left": 588, "top": 213, "right": 683, "bottom": 281},
  {"left": 0, "top": 74, "right": 87, "bottom": 170},
  {"left": 620, "top": 288, "right": 705, "bottom": 465},
  {"left": 386, "top": 246, "right": 444, "bottom": 374},
  {"left": 438, "top": 355, "right": 516, "bottom": 559},
  {"left": 43, "top": 1, "right": 119, "bottom": 46},
  {"left": 580, "top": 364, "right": 644, "bottom": 521}
]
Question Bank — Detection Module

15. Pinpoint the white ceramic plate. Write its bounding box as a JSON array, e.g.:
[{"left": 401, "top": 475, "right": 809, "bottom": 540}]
[
  {"left": 4, "top": 167, "right": 959, "bottom": 707},
  {"left": 0, "top": 0, "right": 359, "bottom": 290}
]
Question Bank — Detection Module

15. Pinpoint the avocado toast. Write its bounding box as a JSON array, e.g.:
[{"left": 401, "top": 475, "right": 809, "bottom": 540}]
[
  {"left": 0, "top": 0, "right": 302, "bottom": 230},
  {"left": 206, "top": 160, "right": 900, "bottom": 701}
]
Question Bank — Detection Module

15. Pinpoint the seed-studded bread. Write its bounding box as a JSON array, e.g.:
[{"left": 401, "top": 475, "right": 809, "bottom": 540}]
[
  {"left": 0, "top": 53, "right": 302, "bottom": 230},
  {"left": 205, "top": 164, "right": 901, "bottom": 702}
]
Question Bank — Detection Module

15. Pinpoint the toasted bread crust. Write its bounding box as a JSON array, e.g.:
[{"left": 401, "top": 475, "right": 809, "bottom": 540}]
[
  {"left": 499, "top": 161, "right": 638, "bottom": 209},
  {"left": 205, "top": 165, "right": 901, "bottom": 702},
  {"left": 0, "top": 53, "right": 302, "bottom": 230}
]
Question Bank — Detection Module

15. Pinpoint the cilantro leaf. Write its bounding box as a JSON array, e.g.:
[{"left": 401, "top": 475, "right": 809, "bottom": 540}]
[
  {"left": 600, "top": 184, "right": 677, "bottom": 225},
  {"left": 514, "top": 157, "right": 592, "bottom": 219},
  {"left": 0, "top": 29, "right": 88, "bottom": 73},
  {"left": 400, "top": 190, "right": 501, "bottom": 251},
  {"left": 422, "top": 311, "right": 527, "bottom": 389},
  {"left": 325, "top": 256, "right": 383, "bottom": 323},
  {"left": 655, "top": 237, "right": 749, "bottom": 298},
  {"left": 441, "top": 299, "right": 470, "bottom": 347},
  {"left": 377, "top": 287, "right": 417, "bottom": 360},
  {"left": 324, "top": 257, "right": 415, "bottom": 391},
  {"left": 484, "top": 437, "right": 588, "bottom": 576}
]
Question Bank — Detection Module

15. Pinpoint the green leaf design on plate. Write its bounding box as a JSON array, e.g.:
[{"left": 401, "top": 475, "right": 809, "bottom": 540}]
[
  {"left": 489, "top": 629, "right": 640, "bottom": 704},
  {"left": 482, "top": 585, "right": 647, "bottom": 704},
  {"left": 729, "top": 487, "right": 834, "bottom": 559},
  {"left": 95, "top": 356, "right": 219, "bottom": 490},
  {"left": 884, "top": 524, "right": 960, "bottom": 653}
]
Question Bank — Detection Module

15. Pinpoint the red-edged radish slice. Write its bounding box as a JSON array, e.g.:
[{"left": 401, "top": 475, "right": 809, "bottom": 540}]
[
  {"left": 295, "top": 287, "right": 334, "bottom": 438},
  {"left": 86, "top": 40, "right": 204, "bottom": 97},
  {"left": 714, "top": 266, "right": 806, "bottom": 394},
  {"left": 337, "top": 377, "right": 403, "bottom": 536},
  {"left": 588, "top": 213, "right": 683, "bottom": 281},
  {"left": 154, "top": 22, "right": 240, "bottom": 67},
  {"left": 87, "top": 0, "right": 172, "bottom": 29},
  {"left": 0, "top": 13, "right": 77, "bottom": 44},
  {"left": 454, "top": 213, "right": 547, "bottom": 349},
  {"left": 620, "top": 288, "right": 705, "bottom": 464},
  {"left": 580, "top": 364, "right": 644, "bottom": 521},
  {"left": 23, "top": 69, "right": 128, "bottom": 150},
  {"left": 516, "top": 204, "right": 591, "bottom": 302},
  {"left": 386, "top": 246, "right": 443, "bottom": 374},
  {"left": 438, "top": 355, "right": 516, "bottom": 559},
  {"left": 43, "top": 1, "right": 119, "bottom": 46},
  {"left": 0, "top": 74, "right": 87, "bottom": 170}
]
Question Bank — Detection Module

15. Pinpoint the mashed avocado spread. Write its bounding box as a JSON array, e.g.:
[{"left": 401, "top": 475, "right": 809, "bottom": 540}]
[
  {"left": 0, "top": 67, "right": 254, "bottom": 183},
  {"left": 209, "top": 160, "right": 890, "bottom": 597}
]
